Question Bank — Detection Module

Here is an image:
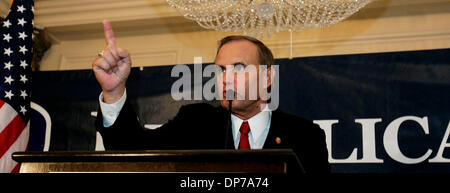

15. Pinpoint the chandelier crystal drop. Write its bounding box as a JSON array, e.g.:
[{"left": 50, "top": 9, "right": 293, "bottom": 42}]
[{"left": 166, "top": 0, "right": 373, "bottom": 39}]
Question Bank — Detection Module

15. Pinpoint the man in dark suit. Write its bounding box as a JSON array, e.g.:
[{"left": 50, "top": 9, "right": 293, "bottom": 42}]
[{"left": 92, "top": 20, "right": 330, "bottom": 173}]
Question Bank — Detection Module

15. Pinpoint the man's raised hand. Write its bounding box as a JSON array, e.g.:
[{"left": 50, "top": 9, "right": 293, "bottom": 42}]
[{"left": 92, "top": 20, "right": 131, "bottom": 104}]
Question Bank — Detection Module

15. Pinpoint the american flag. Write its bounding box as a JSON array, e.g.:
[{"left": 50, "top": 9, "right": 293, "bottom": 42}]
[{"left": 0, "top": 0, "right": 34, "bottom": 173}]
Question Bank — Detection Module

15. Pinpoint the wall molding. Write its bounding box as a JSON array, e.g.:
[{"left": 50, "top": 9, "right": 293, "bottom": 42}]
[{"left": 60, "top": 47, "right": 181, "bottom": 70}]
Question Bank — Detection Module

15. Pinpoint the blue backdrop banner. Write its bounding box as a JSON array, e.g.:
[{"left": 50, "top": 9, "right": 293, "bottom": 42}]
[{"left": 29, "top": 48, "right": 450, "bottom": 173}]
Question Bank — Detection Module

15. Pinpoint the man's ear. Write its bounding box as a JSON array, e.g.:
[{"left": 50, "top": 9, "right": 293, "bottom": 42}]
[{"left": 266, "top": 66, "right": 275, "bottom": 89}]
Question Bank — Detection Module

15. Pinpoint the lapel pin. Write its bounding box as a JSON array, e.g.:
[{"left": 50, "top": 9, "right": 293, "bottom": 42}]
[{"left": 275, "top": 137, "right": 281, "bottom": 145}]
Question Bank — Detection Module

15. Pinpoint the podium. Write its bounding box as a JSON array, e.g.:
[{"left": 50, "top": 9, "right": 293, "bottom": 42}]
[{"left": 12, "top": 149, "right": 304, "bottom": 173}]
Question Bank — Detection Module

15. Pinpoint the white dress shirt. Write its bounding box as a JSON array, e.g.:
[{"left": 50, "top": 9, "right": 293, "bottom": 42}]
[
  {"left": 99, "top": 90, "right": 272, "bottom": 149},
  {"left": 230, "top": 110, "right": 271, "bottom": 149},
  {"left": 99, "top": 90, "right": 127, "bottom": 127}
]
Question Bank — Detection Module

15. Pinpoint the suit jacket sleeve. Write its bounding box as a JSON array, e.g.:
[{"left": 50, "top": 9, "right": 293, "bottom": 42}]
[
  {"left": 95, "top": 98, "right": 191, "bottom": 150},
  {"left": 305, "top": 123, "right": 330, "bottom": 173}
]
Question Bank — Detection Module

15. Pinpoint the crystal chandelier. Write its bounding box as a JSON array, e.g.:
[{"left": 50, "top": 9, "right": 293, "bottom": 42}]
[{"left": 166, "top": 0, "right": 373, "bottom": 39}]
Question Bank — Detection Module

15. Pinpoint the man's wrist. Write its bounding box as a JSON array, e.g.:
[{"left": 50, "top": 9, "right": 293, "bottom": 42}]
[
  {"left": 99, "top": 89, "right": 127, "bottom": 127},
  {"left": 103, "top": 86, "right": 126, "bottom": 104}
]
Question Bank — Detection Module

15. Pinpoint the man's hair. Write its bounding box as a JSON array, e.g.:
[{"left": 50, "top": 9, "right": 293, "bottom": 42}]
[{"left": 217, "top": 35, "right": 274, "bottom": 67}]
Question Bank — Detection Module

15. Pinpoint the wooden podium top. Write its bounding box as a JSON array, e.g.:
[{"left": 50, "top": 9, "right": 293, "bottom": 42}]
[{"left": 12, "top": 149, "right": 303, "bottom": 173}]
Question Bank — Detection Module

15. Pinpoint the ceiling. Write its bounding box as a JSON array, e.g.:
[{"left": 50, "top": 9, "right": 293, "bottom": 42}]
[{"left": 1, "top": 0, "right": 449, "bottom": 43}]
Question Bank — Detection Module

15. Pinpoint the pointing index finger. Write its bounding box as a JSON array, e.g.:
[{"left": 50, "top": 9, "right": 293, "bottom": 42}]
[{"left": 102, "top": 20, "right": 116, "bottom": 47}]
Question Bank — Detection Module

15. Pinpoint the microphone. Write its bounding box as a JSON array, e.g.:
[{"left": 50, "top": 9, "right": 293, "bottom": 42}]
[
  {"left": 225, "top": 89, "right": 234, "bottom": 149},
  {"left": 225, "top": 89, "right": 235, "bottom": 101}
]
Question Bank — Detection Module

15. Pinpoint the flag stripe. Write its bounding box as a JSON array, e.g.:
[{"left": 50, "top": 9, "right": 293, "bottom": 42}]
[
  {"left": 1, "top": 0, "right": 34, "bottom": 173},
  {"left": 0, "top": 122, "right": 29, "bottom": 173},
  {"left": 0, "top": 100, "right": 19, "bottom": 134},
  {"left": 0, "top": 114, "right": 26, "bottom": 159},
  {"left": 11, "top": 163, "right": 20, "bottom": 173}
]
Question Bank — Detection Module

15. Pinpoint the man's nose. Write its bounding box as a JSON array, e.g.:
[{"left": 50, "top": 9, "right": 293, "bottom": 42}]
[{"left": 223, "top": 70, "right": 235, "bottom": 88}]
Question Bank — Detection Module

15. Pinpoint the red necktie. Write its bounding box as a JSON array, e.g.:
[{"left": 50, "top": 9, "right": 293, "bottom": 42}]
[{"left": 238, "top": 121, "right": 250, "bottom": 149}]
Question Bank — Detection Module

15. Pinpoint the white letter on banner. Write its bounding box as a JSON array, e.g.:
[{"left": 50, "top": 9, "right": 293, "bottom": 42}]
[
  {"left": 313, "top": 120, "right": 360, "bottom": 163},
  {"left": 429, "top": 121, "right": 450, "bottom": 163},
  {"left": 383, "top": 116, "right": 432, "bottom": 164},
  {"left": 355, "top": 118, "right": 384, "bottom": 163},
  {"left": 315, "top": 119, "right": 384, "bottom": 163}
]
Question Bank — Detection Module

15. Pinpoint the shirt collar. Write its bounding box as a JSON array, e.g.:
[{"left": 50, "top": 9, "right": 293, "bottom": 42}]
[{"left": 231, "top": 109, "right": 271, "bottom": 144}]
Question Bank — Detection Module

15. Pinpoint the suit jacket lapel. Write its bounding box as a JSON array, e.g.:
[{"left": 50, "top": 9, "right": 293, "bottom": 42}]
[
  {"left": 225, "top": 126, "right": 235, "bottom": 149},
  {"left": 217, "top": 106, "right": 235, "bottom": 149},
  {"left": 263, "top": 110, "right": 282, "bottom": 149},
  {"left": 224, "top": 110, "right": 234, "bottom": 149}
]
